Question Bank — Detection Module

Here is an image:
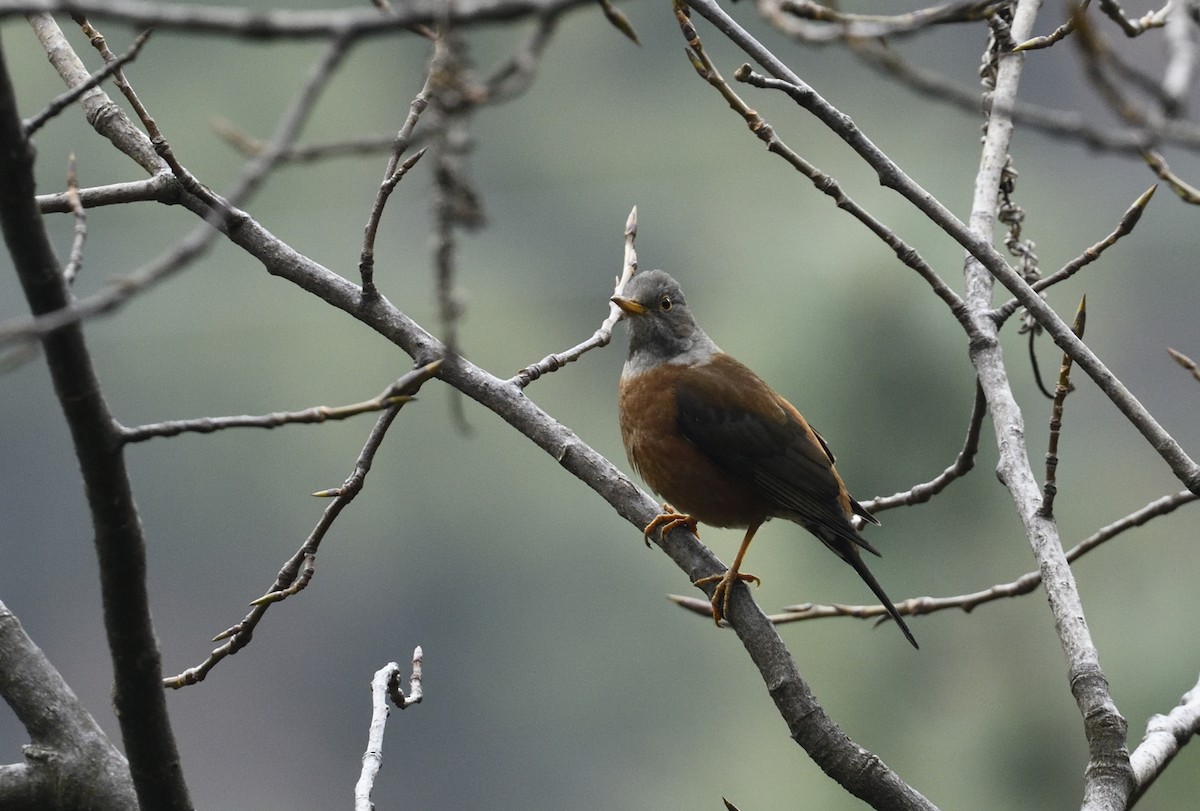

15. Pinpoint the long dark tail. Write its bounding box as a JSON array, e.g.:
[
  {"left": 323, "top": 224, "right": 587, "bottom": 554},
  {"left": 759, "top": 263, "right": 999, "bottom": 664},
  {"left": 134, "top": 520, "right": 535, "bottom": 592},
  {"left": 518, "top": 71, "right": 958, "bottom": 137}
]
[{"left": 841, "top": 542, "right": 919, "bottom": 650}]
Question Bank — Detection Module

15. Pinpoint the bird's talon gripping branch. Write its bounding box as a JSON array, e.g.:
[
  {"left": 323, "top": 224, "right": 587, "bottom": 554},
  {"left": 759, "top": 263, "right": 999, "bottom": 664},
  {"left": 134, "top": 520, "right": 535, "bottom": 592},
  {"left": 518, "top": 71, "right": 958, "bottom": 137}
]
[
  {"left": 642, "top": 503, "right": 698, "bottom": 548},
  {"left": 695, "top": 567, "right": 761, "bottom": 624}
]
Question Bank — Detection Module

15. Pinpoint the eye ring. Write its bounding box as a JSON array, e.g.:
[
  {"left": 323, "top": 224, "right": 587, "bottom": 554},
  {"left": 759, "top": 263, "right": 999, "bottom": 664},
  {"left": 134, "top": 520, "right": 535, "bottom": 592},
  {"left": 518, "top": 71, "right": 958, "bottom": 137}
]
[{"left": 659, "top": 296, "right": 672, "bottom": 311}]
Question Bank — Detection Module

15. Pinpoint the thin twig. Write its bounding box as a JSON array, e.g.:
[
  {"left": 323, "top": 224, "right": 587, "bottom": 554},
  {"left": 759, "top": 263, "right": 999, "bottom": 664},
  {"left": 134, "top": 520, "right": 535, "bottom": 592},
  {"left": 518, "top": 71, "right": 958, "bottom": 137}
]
[
  {"left": 680, "top": 0, "right": 1198, "bottom": 493},
  {"left": 1097, "top": 0, "right": 1171, "bottom": 36},
  {"left": 164, "top": 362, "right": 441, "bottom": 689},
  {"left": 850, "top": 39, "right": 1200, "bottom": 154},
  {"left": 993, "top": 185, "right": 1155, "bottom": 324},
  {"left": 510, "top": 206, "right": 639, "bottom": 387},
  {"left": 13, "top": 21, "right": 356, "bottom": 351},
  {"left": 596, "top": 0, "right": 639, "bottom": 44},
  {"left": 36, "top": 174, "right": 179, "bottom": 212},
  {"left": 0, "top": 0, "right": 597, "bottom": 38},
  {"left": 359, "top": 49, "right": 438, "bottom": 297},
  {"left": 427, "top": 30, "right": 486, "bottom": 433},
  {"left": 354, "top": 648, "right": 425, "bottom": 811},
  {"left": 1040, "top": 296, "right": 1087, "bottom": 517},
  {"left": 61, "top": 153, "right": 86, "bottom": 284},
  {"left": 119, "top": 384, "right": 417, "bottom": 443},
  {"left": 1012, "top": 0, "right": 1089, "bottom": 51},
  {"left": 672, "top": 488, "right": 1198, "bottom": 625},
  {"left": 859, "top": 381, "right": 986, "bottom": 515},
  {"left": 1142, "top": 149, "right": 1200, "bottom": 203},
  {"left": 672, "top": 4, "right": 967, "bottom": 323},
  {"left": 73, "top": 14, "right": 229, "bottom": 217},
  {"left": 770, "top": 0, "right": 1008, "bottom": 42},
  {"left": 21, "top": 28, "right": 151, "bottom": 137},
  {"left": 222, "top": 32, "right": 358, "bottom": 207},
  {"left": 212, "top": 13, "right": 560, "bottom": 168},
  {"left": 1130, "top": 671, "right": 1200, "bottom": 803},
  {"left": 1166, "top": 347, "right": 1200, "bottom": 382}
]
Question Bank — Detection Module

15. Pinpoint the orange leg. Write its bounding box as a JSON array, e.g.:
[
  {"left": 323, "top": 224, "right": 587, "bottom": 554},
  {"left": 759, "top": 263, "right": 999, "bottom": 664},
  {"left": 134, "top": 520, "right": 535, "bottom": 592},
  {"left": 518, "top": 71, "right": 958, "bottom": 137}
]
[
  {"left": 642, "top": 503, "right": 698, "bottom": 548},
  {"left": 693, "top": 523, "right": 762, "bottom": 624}
]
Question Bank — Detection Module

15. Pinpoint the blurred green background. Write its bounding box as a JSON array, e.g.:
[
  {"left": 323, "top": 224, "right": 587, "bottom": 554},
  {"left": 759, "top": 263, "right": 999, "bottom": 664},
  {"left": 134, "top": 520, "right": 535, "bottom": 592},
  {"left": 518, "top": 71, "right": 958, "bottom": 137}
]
[{"left": 2, "top": 2, "right": 1199, "bottom": 809}]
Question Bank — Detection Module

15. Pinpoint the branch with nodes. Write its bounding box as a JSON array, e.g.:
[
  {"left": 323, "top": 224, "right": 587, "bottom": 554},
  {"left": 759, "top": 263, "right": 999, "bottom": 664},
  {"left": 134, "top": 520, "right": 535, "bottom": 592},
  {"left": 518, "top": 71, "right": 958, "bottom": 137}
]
[
  {"left": 7, "top": 2, "right": 1200, "bottom": 809},
  {"left": 0, "top": 39, "right": 190, "bottom": 808},
  {"left": 673, "top": 3, "right": 969, "bottom": 327},
  {"left": 164, "top": 361, "right": 441, "bottom": 689},
  {"left": 1039, "top": 297, "right": 1087, "bottom": 518},
  {"left": 21, "top": 28, "right": 150, "bottom": 137},
  {"left": 0, "top": 601, "right": 138, "bottom": 809},
  {"left": 681, "top": 0, "right": 1199, "bottom": 495},
  {"left": 1130, "top": 672, "right": 1200, "bottom": 803},
  {"left": 761, "top": 0, "right": 1009, "bottom": 43},
  {"left": 1, "top": 13, "right": 363, "bottom": 356},
  {"left": 359, "top": 42, "right": 438, "bottom": 297},
  {"left": 671, "top": 488, "right": 1197, "bottom": 627},
  {"left": 511, "top": 205, "right": 639, "bottom": 387},
  {"left": 1167, "top": 347, "right": 1200, "bottom": 382},
  {"left": 354, "top": 648, "right": 425, "bottom": 811},
  {"left": 859, "top": 381, "right": 987, "bottom": 516},
  {"left": 0, "top": 0, "right": 601, "bottom": 37},
  {"left": 118, "top": 380, "right": 423, "bottom": 443},
  {"left": 992, "top": 185, "right": 1155, "bottom": 325}
]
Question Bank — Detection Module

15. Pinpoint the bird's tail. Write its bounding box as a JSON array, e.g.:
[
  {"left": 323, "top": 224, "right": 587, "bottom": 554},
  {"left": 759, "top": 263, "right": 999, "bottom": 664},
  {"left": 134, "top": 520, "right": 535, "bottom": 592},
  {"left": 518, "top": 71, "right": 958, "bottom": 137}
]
[{"left": 840, "top": 541, "right": 919, "bottom": 650}]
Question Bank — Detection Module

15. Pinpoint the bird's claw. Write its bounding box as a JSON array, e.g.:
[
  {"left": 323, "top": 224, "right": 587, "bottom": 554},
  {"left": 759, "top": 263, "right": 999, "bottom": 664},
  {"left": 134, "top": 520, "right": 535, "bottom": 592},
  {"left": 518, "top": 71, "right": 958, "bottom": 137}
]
[
  {"left": 641, "top": 504, "right": 698, "bottom": 548},
  {"left": 694, "top": 568, "right": 761, "bottom": 624}
]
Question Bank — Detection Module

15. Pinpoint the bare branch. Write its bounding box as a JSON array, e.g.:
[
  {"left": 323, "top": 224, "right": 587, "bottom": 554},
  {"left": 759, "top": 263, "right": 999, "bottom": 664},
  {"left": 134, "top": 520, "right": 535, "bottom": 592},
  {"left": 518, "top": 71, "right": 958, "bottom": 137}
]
[
  {"left": 354, "top": 648, "right": 425, "bottom": 811},
  {"left": 164, "top": 362, "right": 441, "bottom": 689},
  {"left": 1167, "top": 347, "right": 1200, "bottom": 382},
  {"left": 1097, "top": 0, "right": 1171, "bottom": 36},
  {"left": 860, "top": 382, "right": 986, "bottom": 515},
  {"left": 60, "top": 154, "right": 86, "bottom": 284},
  {"left": 118, "top": 385, "right": 417, "bottom": 443},
  {"left": 428, "top": 30, "right": 486, "bottom": 433},
  {"left": 671, "top": 7, "right": 967, "bottom": 323},
  {"left": 680, "top": 0, "right": 1199, "bottom": 495},
  {"left": 21, "top": 27, "right": 150, "bottom": 137},
  {"left": 1013, "top": 0, "right": 1088, "bottom": 51},
  {"left": 0, "top": 600, "right": 138, "bottom": 809},
  {"left": 670, "top": 489, "right": 1198, "bottom": 626},
  {"left": 1130, "top": 672, "right": 1200, "bottom": 803},
  {"left": 596, "top": 0, "right": 639, "bottom": 44},
  {"left": 0, "top": 0, "right": 599, "bottom": 37},
  {"left": 511, "top": 205, "right": 638, "bottom": 387},
  {"left": 26, "top": 12, "right": 161, "bottom": 173},
  {"left": 851, "top": 38, "right": 1200, "bottom": 152},
  {"left": 223, "top": 31, "right": 358, "bottom": 206},
  {"left": 1039, "top": 296, "right": 1087, "bottom": 518},
  {"left": 359, "top": 41, "right": 437, "bottom": 296},
  {"left": 1142, "top": 149, "right": 1200, "bottom": 203},
  {"left": 993, "top": 185, "right": 1156, "bottom": 324},
  {"left": 766, "top": 0, "right": 1009, "bottom": 43},
  {"left": 36, "top": 174, "right": 179, "bottom": 212},
  {"left": 0, "top": 43, "right": 191, "bottom": 808}
]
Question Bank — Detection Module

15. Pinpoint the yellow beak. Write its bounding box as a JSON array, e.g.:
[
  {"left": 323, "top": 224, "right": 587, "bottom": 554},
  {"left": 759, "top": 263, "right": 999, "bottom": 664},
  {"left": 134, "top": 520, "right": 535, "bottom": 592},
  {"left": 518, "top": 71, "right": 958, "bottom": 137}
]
[{"left": 611, "top": 295, "right": 647, "bottom": 316}]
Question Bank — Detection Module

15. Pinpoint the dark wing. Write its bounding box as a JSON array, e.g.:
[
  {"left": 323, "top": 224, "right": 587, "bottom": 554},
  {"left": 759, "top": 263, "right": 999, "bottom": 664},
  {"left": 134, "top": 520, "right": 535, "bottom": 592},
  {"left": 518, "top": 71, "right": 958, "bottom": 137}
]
[{"left": 674, "top": 355, "right": 879, "bottom": 556}]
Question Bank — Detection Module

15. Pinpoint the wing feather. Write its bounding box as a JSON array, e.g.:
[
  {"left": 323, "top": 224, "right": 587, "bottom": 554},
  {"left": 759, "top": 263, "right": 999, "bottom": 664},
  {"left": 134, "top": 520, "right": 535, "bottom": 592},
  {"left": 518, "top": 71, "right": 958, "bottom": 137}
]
[{"left": 674, "top": 356, "right": 879, "bottom": 555}]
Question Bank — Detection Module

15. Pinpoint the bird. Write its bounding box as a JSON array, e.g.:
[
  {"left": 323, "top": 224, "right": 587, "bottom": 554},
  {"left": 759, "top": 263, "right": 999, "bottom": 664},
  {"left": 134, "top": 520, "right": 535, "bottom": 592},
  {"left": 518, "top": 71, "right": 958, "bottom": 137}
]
[{"left": 612, "top": 269, "right": 917, "bottom": 648}]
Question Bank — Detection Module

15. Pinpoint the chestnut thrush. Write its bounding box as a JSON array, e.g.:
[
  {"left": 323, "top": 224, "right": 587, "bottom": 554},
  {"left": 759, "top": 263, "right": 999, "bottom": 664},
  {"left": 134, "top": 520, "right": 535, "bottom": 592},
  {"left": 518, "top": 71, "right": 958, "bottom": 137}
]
[{"left": 613, "top": 269, "right": 917, "bottom": 648}]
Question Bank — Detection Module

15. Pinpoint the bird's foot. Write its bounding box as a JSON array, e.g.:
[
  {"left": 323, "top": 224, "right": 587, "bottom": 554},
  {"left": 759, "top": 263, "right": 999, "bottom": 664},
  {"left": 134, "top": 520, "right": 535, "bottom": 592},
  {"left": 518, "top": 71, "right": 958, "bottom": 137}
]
[
  {"left": 642, "top": 504, "right": 698, "bottom": 548},
  {"left": 694, "top": 567, "right": 761, "bottom": 624}
]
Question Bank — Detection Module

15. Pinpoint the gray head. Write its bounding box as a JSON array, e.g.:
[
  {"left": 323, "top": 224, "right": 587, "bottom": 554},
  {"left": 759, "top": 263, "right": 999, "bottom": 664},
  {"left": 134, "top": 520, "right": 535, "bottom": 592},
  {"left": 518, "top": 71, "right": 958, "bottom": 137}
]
[{"left": 611, "top": 269, "right": 720, "bottom": 374}]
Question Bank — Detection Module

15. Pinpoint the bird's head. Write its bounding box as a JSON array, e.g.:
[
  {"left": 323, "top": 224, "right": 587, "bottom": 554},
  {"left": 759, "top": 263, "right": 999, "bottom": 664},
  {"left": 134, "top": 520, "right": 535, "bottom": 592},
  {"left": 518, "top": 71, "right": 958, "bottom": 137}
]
[{"left": 612, "top": 269, "right": 719, "bottom": 372}]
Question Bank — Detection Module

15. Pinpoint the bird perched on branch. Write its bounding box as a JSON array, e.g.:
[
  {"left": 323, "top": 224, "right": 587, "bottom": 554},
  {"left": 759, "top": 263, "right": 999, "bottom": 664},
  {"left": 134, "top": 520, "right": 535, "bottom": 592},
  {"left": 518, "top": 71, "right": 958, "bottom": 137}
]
[{"left": 612, "top": 269, "right": 917, "bottom": 648}]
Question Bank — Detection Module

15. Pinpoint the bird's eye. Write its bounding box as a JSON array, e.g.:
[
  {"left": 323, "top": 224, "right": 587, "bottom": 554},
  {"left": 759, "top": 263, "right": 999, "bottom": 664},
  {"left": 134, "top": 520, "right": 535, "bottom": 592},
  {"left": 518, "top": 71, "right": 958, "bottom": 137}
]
[{"left": 659, "top": 297, "right": 672, "bottom": 311}]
